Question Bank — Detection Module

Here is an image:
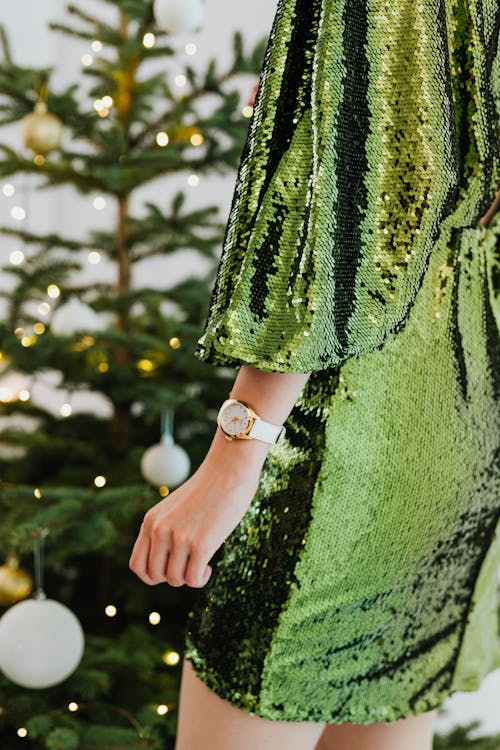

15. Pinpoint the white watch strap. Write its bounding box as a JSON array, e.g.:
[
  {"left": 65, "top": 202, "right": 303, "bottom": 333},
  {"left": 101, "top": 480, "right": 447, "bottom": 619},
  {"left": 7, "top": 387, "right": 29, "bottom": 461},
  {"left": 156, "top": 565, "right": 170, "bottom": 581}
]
[{"left": 248, "top": 416, "right": 286, "bottom": 444}]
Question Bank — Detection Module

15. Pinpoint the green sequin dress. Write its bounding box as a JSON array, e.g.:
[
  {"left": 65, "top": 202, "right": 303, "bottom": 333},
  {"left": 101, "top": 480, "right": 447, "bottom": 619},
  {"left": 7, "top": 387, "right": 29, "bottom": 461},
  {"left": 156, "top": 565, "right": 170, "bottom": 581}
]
[{"left": 183, "top": 0, "right": 500, "bottom": 724}]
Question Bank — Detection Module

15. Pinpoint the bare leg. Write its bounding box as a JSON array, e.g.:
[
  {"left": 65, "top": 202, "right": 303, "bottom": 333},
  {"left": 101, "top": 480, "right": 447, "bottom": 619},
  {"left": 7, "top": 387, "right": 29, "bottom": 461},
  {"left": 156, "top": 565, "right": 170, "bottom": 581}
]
[
  {"left": 314, "top": 709, "right": 438, "bottom": 750},
  {"left": 175, "top": 657, "right": 326, "bottom": 750}
]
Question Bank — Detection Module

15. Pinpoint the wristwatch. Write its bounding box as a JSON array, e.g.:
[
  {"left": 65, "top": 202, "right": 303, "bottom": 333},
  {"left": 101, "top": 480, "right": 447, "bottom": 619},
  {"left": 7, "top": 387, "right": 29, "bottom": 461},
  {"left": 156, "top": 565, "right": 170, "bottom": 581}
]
[{"left": 216, "top": 398, "right": 286, "bottom": 445}]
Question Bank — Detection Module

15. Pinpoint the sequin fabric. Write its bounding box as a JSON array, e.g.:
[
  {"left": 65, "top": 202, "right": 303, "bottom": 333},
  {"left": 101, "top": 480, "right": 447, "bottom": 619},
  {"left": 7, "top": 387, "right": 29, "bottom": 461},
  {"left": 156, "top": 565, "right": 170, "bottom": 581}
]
[{"left": 183, "top": 0, "right": 500, "bottom": 724}]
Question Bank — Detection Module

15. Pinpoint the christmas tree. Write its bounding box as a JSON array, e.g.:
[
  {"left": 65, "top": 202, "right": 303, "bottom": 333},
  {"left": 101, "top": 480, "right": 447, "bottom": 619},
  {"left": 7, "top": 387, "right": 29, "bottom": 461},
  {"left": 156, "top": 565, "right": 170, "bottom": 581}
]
[{"left": 0, "top": 0, "right": 266, "bottom": 746}]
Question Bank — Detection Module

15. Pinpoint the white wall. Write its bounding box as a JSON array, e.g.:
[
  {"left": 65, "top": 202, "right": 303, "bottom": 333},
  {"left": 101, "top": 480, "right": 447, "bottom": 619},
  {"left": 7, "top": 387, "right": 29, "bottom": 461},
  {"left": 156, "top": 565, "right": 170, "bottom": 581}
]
[{"left": 0, "top": 1, "right": 499, "bottom": 736}]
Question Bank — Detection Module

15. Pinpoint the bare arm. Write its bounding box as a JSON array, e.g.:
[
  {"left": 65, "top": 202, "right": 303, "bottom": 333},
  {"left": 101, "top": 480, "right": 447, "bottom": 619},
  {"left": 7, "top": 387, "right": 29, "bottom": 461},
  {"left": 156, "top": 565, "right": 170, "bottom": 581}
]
[{"left": 129, "top": 365, "right": 311, "bottom": 589}]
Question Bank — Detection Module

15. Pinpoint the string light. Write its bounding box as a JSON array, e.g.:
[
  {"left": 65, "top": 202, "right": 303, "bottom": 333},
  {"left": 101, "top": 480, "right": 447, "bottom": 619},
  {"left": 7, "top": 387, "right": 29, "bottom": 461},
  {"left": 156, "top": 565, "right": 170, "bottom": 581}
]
[
  {"left": 97, "top": 362, "right": 109, "bottom": 373},
  {"left": 88, "top": 251, "right": 101, "bottom": 264},
  {"left": 156, "top": 131, "right": 169, "bottom": 147},
  {"left": 105, "top": 604, "right": 117, "bottom": 617},
  {"left": 156, "top": 705, "right": 169, "bottom": 716},
  {"left": 47, "top": 284, "right": 60, "bottom": 298},
  {"left": 174, "top": 74, "right": 187, "bottom": 87},
  {"left": 162, "top": 650, "right": 180, "bottom": 666},
  {"left": 159, "top": 486, "right": 169, "bottom": 497},
  {"left": 149, "top": 611, "right": 161, "bottom": 625},
  {"left": 14, "top": 327, "right": 24, "bottom": 337},
  {"left": 93, "top": 196, "right": 106, "bottom": 210},
  {"left": 33, "top": 322, "right": 45, "bottom": 334},
  {"left": 2, "top": 183, "right": 15, "bottom": 196},
  {"left": 9, "top": 250, "right": 24, "bottom": 265},
  {"left": 187, "top": 174, "right": 199, "bottom": 187},
  {"left": 17, "top": 728, "right": 28, "bottom": 738},
  {"left": 185, "top": 42, "right": 197, "bottom": 55},
  {"left": 190, "top": 133, "right": 203, "bottom": 146},
  {"left": 169, "top": 337, "right": 180, "bottom": 349},
  {"left": 34, "top": 488, "right": 42, "bottom": 499},
  {"left": 38, "top": 302, "right": 51, "bottom": 316},
  {"left": 91, "top": 40, "right": 102, "bottom": 52},
  {"left": 101, "top": 95, "right": 113, "bottom": 108},
  {"left": 68, "top": 702, "right": 79, "bottom": 712},
  {"left": 34, "top": 154, "right": 45, "bottom": 166},
  {"left": 11, "top": 206, "right": 26, "bottom": 221},
  {"left": 60, "top": 402, "right": 72, "bottom": 417},
  {"left": 137, "top": 358, "right": 155, "bottom": 372},
  {"left": 242, "top": 105, "right": 253, "bottom": 118},
  {"left": 21, "top": 335, "right": 36, "bottom": 347},
  {"left": 94, "top": 475, "right": 107, "bottom": 487},
  {"left": 19, "top": 389, "right": 30, "bottom": 401},
  {"left": 143, "top": 32, "right": 155, "bottom": 48},
  {"left": 81, "top": 53, "right": 93, "bottom": 66}
]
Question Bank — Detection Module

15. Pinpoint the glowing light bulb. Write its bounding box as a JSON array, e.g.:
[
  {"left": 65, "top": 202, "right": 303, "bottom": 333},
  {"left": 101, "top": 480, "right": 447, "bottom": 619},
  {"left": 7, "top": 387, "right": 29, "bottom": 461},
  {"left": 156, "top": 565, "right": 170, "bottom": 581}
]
[
  {"left": 19, "top": 389, "right": 30, "bottom": 402},
  {"left": 2, "top": 183, "right": 15, "bottom": 196},
  {"left": 159, "top": 486, "right": 169, "bottom": 497},
  {"left": 162, "top": 650, "right": 180, "bottom": 666},
  {"left": 156, "top": 705, "right": 169, "bottom": 715},
  {"left": 101, "top": 95, "right": 113, "bottom": 108},
  {"left": 38, "top": 302, "right": 51, "bottom": 316},
  {"left": 17, "top": 728, "right": 28, "bottom": 738},
  {"left": 149, "top": 611, "right": 161, "bottom": 625},
  {"left": 9, "top": 250, "right": 24, "bottom": 265},
  {"left": 34, "top": 488, "right": 42, "bottom": 499},
  {"left": 105, "top": 604, "right": 117, "bottom": 617},
  {"left": 91, "top": 40, "right": 102, "bottom": 52},
  {"left": 81, "top": 53, "right": 93, "bottom": 66},
  {"left": 242, "top": 105, "right": 253, "bottom": 118},
  {"left": 68, "top": 702, "right": 79, "bottom": 712},
  {"left": 33, "top": 322, "right": 45, "bottom": 335},
  {"left": 60, "top": 403, "right": 72, "bottom": 417},
  {"left": 94, "top": 475, "right": 107, "bottom": 487},
  {"left": 190, "top": 133, "right": 203, "bottom": 146},
  {"left": 156, "top": 131, "right": 169, "bottom": 147},
  {"left": 47, "top": 284, "right": 60, "bottom": 298},
  {"left": 187, "top": 174, "right": 199, "bottom": 187},
  {"left": 93, "top": 196, "right": 106, "bottom": 210},
  {"left": 185, "top": 42, "right": 197, "bottom": 55},
  {"left": 174, "top": 74, "right": 187, "bottom": 87},
  {"left": 88, "top": 251, "right": 101, "bottom": 264},
  {"left": 169, "top": 337, "right": 180, "bottom": 349},
  {"left": 143, "top": 32, "right": 155, "bottom": 48},
  {"left": 11, "top": 206, "right": 26, "bottom": 221}
]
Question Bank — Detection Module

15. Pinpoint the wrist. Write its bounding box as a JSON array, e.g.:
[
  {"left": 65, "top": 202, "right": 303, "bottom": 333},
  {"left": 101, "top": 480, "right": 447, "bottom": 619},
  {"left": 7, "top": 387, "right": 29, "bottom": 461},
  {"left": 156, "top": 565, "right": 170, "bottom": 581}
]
[{"left": 205, "top": 425, "right": 271, "bottom": 472}]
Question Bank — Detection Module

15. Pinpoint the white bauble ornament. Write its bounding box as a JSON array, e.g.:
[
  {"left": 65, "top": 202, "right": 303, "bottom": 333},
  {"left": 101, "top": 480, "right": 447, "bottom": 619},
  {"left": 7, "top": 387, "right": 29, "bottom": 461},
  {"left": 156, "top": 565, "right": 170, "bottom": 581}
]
[
  {"left": 51, "top": 297, "right": 105, "bottom": 336},
  {"left": 153, "top": 0, "right": 205, "bottom": 34},
  {"left": 0, "top": 597, "right": 85, "bottom": 688},
  {"left": 140, "top": 434, "right": 191, "bottom": 487}
]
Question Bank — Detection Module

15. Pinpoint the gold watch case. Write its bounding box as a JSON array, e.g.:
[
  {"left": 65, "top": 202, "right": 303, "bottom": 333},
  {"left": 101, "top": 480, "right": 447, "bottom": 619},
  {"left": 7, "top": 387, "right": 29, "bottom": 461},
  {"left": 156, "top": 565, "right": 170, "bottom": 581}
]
[{"left": 216, "top": 398, "right": 256, "bottom": 440}]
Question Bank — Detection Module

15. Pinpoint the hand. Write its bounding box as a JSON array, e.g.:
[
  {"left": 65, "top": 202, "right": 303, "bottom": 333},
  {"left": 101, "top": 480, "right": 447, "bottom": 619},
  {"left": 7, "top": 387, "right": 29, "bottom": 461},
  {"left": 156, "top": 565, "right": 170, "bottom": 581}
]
[{"left": 129, "top": 458, "right": 261, "bottom": 589}]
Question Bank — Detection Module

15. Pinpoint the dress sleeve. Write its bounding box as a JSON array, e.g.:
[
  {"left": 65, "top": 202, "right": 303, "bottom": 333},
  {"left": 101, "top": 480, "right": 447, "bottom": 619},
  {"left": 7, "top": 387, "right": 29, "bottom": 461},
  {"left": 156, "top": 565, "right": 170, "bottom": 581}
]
[{"left": 194, "top": 0, "right": 500, "bottom": 373}]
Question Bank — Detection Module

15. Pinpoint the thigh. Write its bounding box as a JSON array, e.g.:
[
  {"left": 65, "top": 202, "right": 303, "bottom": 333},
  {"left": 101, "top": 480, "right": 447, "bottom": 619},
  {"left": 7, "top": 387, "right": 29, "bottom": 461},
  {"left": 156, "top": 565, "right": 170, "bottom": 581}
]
[
  {"left": 315, "top": 709, "right": 438, "bottom": 750},
  {"left": 175, "top": 658, "right": 326, "bottom": 750}
]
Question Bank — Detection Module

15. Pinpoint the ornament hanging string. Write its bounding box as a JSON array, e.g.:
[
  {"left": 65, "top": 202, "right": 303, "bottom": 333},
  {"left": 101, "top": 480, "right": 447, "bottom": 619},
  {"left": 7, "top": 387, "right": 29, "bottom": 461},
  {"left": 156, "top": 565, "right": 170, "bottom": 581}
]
[
  {"left": 33, "top": 527, "right": 50, "bottom": 600},
  {"left": 161, "top": 405, "right": 175, "bottom": 444}
]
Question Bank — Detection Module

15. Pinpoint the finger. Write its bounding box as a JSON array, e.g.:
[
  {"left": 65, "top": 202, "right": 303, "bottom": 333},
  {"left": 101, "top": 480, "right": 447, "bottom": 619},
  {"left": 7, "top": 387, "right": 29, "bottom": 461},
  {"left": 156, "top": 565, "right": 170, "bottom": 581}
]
[
  {"left": 184, "top": 543, "right": 213, "bottom": 588},
  {"left": 148, "top": 523, "right": 172, "bottom": 583},
  {"left": 165, "top": 532, "right": 191, "bottom": 587},
  {"left": 129, "top": 525, "right": 156, "bottom": 586}
]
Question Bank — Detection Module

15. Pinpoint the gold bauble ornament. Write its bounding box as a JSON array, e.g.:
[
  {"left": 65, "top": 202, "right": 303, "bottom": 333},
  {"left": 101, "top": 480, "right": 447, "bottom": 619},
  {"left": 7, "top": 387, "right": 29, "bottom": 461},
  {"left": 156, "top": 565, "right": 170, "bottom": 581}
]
[
  {"left": 21, "top": 101, "right": 63, "bottom": 156},
  {"left": 0, "top": 553, "right": 33, "bottom": 606}
]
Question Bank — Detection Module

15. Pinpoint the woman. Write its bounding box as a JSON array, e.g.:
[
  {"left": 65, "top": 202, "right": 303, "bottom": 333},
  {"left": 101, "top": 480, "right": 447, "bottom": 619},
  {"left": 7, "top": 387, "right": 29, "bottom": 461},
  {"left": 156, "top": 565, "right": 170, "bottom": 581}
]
[{"left": 129, "top": 0, "right": 500, "bottom": 747}]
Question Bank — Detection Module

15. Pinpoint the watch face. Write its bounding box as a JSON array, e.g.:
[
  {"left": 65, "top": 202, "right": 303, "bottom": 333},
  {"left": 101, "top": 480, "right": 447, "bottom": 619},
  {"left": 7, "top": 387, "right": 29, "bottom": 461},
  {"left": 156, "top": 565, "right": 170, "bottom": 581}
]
[{"left": 219, "top": 401, "right": 251, "bottom": 437}]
